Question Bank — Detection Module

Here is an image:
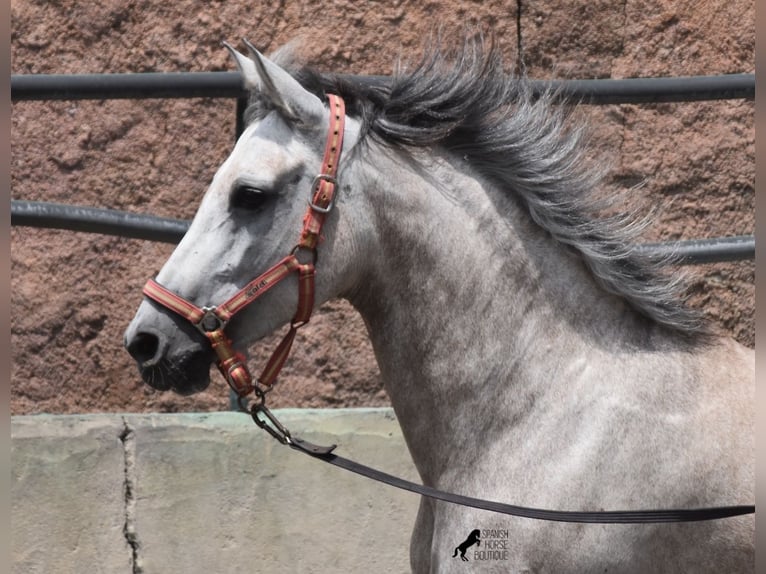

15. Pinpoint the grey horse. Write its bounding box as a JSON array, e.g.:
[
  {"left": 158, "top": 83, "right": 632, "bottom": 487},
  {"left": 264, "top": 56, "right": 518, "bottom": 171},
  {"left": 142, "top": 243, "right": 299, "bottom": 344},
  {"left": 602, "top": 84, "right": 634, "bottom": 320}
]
[{"left": 125, "top": 40, "right": 754, "bottom": 572}]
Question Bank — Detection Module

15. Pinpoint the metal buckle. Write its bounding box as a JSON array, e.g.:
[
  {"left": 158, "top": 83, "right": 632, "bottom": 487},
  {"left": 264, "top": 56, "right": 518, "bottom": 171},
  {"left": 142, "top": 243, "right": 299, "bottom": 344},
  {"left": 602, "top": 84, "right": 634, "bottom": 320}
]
[
  {"left": 194, "top": 306, "right": 227, "bottom": 334},
  {"left": 308, "top": 174, "right": 338, "bottom": 214}
]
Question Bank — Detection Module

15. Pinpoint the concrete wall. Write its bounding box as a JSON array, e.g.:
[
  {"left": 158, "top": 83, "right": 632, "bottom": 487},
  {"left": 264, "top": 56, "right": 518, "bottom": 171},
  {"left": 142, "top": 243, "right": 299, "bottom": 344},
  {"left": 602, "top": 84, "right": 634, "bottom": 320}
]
[{"left": 12, "top": 409, "right": 420, "bottom": 573}]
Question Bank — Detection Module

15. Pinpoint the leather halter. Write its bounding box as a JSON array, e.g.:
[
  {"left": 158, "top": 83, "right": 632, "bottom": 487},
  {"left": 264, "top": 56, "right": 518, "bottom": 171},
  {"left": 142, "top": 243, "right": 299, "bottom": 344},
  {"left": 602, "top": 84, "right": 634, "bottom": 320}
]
[{"left": 142, "top": 94, "right": 346, "bottom": 399}]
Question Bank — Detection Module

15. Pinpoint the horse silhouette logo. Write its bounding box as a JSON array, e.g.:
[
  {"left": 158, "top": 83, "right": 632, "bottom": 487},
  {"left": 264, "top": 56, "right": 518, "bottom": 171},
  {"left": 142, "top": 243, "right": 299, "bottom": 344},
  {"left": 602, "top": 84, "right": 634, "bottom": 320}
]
[{"left": 452, "top": 529, "right": 481, "bottom": 561}]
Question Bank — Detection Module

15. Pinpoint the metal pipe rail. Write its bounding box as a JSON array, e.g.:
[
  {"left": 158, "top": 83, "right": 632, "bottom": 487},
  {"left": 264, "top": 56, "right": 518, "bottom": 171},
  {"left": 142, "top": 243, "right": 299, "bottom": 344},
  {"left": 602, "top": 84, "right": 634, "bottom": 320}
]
[
  {"left": 11, "top": 72, "right": 755, "bottom": 104},
  {"left": 11, "top": 200, "right": 754, "bottom": 265},
  {"left": 11, "top": 70, "right": 755, "bottom": 264},
  {"left": 11, "top": 200, "right": 189, "bottom": 244}
]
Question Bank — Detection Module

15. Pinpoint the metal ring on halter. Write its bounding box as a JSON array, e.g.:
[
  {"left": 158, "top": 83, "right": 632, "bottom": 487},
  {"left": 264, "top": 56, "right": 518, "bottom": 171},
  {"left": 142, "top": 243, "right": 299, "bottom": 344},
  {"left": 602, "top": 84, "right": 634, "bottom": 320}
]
[
  {"left": 236, "top": 381, "right": 269, "bottom": 413},
  {"left": 253, "top": 379, "right": 275, "bottom": 400},
  {"left": 308, "top": 174, "right": 338, "bottom": 214},
  {"left": 194, "top": 307, "right": 227, "bottom": 334},
  {"left": 291, "top": 243, "right": 318, "bottom": 265}
]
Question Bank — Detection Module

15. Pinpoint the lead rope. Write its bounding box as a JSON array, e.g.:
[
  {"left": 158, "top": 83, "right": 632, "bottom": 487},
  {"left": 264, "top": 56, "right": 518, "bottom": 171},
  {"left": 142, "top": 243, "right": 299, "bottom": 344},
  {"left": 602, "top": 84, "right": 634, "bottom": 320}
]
[{"left": 251, "top": 408, "right": 754, "bottom": 524}]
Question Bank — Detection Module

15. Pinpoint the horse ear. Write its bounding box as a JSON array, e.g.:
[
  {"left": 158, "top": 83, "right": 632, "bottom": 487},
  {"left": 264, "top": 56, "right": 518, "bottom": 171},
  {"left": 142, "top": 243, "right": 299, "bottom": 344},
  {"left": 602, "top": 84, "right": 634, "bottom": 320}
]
[
  {"left": 223, "top": 41, "right": 260, "bottom": 90},
  {"left": 224, "top": 40, "right": 325, "bottom": 126}
]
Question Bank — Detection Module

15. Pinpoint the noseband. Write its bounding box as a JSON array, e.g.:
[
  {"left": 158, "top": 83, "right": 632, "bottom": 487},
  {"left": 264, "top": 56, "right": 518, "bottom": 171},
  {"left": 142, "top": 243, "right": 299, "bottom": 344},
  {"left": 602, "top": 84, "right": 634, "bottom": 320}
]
[{"left": 142, "top": 94, "right": 346, "bottom": 401}]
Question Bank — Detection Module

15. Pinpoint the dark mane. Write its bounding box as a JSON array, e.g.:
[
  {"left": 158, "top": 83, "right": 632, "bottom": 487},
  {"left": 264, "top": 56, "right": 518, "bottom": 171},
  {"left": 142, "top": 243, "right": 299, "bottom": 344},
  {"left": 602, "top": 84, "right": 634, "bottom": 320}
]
[{"left": 256, "top": 40, "right": 708, "bottom": 336}]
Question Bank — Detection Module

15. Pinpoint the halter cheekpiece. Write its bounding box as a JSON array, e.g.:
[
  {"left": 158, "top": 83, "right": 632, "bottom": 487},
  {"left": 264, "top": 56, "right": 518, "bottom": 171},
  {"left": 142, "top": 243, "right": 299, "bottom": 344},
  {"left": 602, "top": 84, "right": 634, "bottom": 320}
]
[{"left": 142, "top": 94, "right": 346, "bottom": 401}]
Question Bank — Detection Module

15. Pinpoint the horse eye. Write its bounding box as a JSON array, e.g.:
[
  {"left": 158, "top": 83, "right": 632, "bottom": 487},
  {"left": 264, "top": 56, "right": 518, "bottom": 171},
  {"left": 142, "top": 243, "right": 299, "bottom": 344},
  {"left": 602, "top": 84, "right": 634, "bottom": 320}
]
[{"left": 231, "top": 185, "right": 274, "bottom": 212}]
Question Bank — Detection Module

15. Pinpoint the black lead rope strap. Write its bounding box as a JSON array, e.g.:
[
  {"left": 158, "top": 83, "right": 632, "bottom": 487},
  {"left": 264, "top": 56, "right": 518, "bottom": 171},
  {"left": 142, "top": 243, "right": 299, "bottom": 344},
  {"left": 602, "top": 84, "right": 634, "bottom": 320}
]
[
  {"left": 251, "top": 404, "right": 755, "bottom": 524},
  {"left": 289, "top": 439, "right": 754, "bottom": 524}
]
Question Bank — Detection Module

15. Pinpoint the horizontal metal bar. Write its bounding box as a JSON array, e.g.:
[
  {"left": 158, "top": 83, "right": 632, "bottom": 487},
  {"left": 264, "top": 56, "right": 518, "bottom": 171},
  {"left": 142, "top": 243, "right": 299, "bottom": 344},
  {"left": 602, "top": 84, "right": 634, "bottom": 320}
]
[
  {"left": 11, "top": 200, "right": 189, "bottom": 243},
  {"left": 11, "top": 72, "right": 755, "bottom": 104},
  {"left": 636, "top": 235, "right": 755, "bottom": 265},
  {"left": 11, "top": 200, "right": 754, "bottom": 265},
  {"left": 11, "top": 71, "right": 245, "bottom": 102},
  {"left": 543, "top": 73, "right": 754, "bottom": 104}
]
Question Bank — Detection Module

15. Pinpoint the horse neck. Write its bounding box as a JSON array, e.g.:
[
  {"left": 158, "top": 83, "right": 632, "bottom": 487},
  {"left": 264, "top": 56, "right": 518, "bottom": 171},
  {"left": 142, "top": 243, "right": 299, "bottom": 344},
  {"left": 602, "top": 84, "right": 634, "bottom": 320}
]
[{"left": 347, "top": 146, "right": 655, "bottom": 484}]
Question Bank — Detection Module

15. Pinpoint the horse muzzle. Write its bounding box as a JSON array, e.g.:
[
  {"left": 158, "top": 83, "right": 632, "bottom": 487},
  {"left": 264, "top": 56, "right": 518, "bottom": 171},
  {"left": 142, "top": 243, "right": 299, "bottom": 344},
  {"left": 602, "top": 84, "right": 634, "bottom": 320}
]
[{"left": 124, "top": 306, "right": 214, "bottom": 395}]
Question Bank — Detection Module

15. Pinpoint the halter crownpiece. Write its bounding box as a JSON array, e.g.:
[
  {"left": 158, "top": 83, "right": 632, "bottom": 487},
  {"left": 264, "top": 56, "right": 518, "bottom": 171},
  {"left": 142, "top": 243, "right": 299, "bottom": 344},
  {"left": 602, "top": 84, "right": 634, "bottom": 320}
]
[{"left": 142, "top": 94, "right": 346, "bottom": 398}]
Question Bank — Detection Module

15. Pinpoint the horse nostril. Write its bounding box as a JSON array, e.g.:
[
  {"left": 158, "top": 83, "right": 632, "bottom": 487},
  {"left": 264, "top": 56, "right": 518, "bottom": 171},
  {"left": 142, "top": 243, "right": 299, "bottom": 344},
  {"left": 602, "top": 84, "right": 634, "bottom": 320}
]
[{"left": 126, "top": 331, "right": 162, "bottom": 368}]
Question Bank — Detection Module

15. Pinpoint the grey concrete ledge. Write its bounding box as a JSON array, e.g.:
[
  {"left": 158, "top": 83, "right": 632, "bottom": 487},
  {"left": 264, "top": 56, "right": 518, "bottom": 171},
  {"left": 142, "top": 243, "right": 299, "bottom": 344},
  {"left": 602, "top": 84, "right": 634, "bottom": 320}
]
[{"left": 12, "top": 409, "right": 419, "bottom": 574}]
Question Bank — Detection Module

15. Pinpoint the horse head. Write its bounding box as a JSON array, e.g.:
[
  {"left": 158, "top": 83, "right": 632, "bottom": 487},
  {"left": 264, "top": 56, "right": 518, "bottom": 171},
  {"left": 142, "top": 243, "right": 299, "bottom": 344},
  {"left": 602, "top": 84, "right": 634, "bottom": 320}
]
[{"left": 124, "top": 42, "right": 363, "bottom": 395}]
